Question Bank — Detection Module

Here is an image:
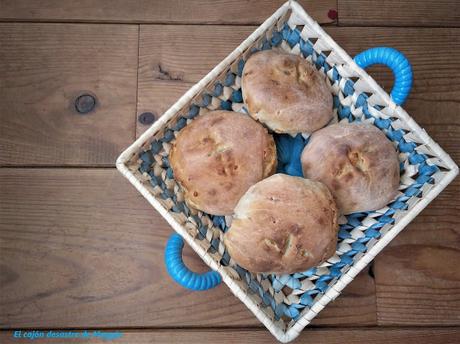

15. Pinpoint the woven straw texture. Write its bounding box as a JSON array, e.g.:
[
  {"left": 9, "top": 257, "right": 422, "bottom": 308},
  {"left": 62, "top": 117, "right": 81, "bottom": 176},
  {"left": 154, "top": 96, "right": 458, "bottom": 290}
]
[{"left": 117, "top": 1, "right": 458, "bottom": 342}]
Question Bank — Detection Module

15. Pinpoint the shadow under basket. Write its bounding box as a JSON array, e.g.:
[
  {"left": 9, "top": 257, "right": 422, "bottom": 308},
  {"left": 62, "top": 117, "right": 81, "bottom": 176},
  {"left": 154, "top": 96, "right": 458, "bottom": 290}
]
[{"left": 116, "top": 1, "right": 458, "bottom": 342}]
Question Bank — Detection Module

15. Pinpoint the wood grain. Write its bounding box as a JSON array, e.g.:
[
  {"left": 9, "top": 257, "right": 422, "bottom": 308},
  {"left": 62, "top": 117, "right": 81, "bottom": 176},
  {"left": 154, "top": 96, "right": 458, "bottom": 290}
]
[
  {"left": 136, "top": 25, "right": 253, "bottom": 137},
  {"left": 312, "top": 266, "right": 376, "bottom": 326},
  {"left": 0, "top": 23, "right": 138, "bottom": 166},
  {"left": 0, "top": 168, "right": 376, "bottom": 328},
  {"left": 373, "top": 178, "right": 460, "bottom": 326},
  {"left": 1, "top": 328, "right": 460, "bottom": 344},
  {"left": 1, "top": 3, "right": 459, "bottom": 336},
  {"left": 137, "top": 26, "right": 460, "bottom": 163},
  {"left": 338, "top": 0, "right": 460, "bottom": 27},
  {"left": 0, "top": 0, "right": 336, "bottom": 25}
]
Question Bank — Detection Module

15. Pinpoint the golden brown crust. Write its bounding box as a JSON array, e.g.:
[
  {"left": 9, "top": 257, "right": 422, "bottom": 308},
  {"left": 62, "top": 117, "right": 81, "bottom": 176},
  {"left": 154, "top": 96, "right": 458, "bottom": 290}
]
[
  {"left": 169, "top": 110, "right": 277, "bottom": 215},
  {"left": 301, "top": 122, "right": 400, "bottom": 214},
  {"left": 241, "top": 50, "right": 333, "bottom": 135},
  {"left": 223, "top": 174, "right": 339, "bottom": 274}
]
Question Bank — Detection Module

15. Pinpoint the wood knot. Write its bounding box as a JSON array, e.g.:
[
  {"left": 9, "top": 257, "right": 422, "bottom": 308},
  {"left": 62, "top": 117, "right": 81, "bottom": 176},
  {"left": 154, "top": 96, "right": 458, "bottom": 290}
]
[
  {"left": 138, "top": 112, "right": 156, "bottom": 125},
  {"left": 75, "top": 93, "right": 96, "bottom": 114}
]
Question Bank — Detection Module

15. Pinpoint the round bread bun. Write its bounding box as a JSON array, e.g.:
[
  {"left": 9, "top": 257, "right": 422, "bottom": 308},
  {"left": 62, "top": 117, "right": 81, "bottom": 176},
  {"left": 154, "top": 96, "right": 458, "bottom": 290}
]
[
  {"left": 241, "top": 50, "right": 333, "bottom": 135},
  {"left": 224, "top": 174, "right": 338, "bottom": 274},
  {"left": 169, "top": 110, "right": 277, "bottom": 216},
  {"left": 301, "top": 122, "right": 400, "bottom": 214}
]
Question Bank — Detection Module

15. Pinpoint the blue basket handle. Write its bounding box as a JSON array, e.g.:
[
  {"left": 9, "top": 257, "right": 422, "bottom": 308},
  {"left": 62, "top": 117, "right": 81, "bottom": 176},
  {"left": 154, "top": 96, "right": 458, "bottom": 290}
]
[
  {"left": 354, "top": 47, "right": 413, "bottom": 105},
  {"left": 164, "top": 233, "right": 222, "bottom": 291}
]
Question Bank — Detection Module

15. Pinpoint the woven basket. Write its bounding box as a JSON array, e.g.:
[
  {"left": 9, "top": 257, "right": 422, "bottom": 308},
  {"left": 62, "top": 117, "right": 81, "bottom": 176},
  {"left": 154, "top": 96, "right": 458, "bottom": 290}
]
[{"left": 117, "top": 1, "right": 458, "bottom": 342}]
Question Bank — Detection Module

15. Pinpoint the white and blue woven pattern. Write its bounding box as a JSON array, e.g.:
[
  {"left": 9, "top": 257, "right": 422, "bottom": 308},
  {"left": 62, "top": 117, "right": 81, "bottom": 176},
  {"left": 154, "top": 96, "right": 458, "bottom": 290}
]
[{"left": 118, "top": 2, "right": 457, "bottom": 342}]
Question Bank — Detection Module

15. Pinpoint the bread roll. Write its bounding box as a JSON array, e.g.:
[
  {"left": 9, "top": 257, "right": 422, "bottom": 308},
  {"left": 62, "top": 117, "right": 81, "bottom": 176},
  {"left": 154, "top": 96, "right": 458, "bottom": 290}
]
[
  {"left": 170, "top": 110, "right": 277, "bottom": 216},
  {"left": 224, "top": 174, "right": 338, "bottom": 274},
  {"left": 241, "top": 50, "right": 333, "bottom": 135},
  {"left": 301, "top": 122, "right": 400, "bottom": 214}
]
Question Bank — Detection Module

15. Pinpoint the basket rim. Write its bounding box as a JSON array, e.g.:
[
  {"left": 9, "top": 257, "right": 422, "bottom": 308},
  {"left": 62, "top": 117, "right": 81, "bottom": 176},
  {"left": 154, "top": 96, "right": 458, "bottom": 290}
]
[{"left": 116, "top": 1, "right": 459, "bottom": 342}]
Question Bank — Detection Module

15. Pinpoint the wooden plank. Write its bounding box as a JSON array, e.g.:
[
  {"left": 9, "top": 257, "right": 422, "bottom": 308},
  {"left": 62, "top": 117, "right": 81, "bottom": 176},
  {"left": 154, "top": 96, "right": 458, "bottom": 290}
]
[
  {"left": 373, "top": 178, "right": 460, "bottom": 326},
  {"left": 137, "top": 26, "right": 460, "bottom": 163},
  {"left": 312, "top": 265, "right": 376, "bottom": 325},
  {"left": 0, "top": 23, "right": 138, "bottom": 166},
  {"left": 0, "top": 0, "right": 336, "bottom": 25},
  {"left": 0, "top": 168, "right": 376, "bottom": 328},
  {"left": 1, "top": 328, "right": 460, "bottom": 344},
  {"left": 136, "top": 25, "right": 253, "bottom": 137},
  {"left": 0, "top": 168, "right": 257, "bottom": 328},
  {"left": 338, "top": 0, "right": 460, "bottom": 27}
]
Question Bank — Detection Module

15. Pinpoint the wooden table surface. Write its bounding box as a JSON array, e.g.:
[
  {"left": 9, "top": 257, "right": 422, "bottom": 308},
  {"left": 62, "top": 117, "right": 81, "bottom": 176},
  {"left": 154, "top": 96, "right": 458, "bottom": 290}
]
[{"left": 1, "top": 1, "right": 459, "bottom": 343}]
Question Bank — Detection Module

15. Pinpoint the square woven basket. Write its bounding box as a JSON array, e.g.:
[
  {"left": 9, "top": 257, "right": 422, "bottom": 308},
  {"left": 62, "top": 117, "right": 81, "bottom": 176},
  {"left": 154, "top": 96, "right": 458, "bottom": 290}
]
[{"left": 117, "top": 1, "right": 458, "bottom": 342}]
